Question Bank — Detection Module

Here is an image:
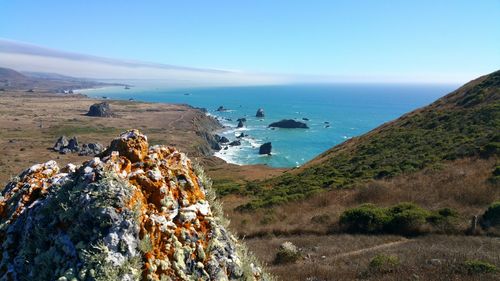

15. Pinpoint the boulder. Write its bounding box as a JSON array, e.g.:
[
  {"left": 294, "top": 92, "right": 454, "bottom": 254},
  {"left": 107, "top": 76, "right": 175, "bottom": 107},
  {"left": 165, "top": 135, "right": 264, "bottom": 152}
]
[
  {"left": 229, "top": 140, "right": 241, "bottom": 146},
  {"left": 236, "top": 132, "right": 248, "bottom": 138},
  {"left": 86, "top": 102, "right": 114, "bottom": 117},
  {"left": 66, "top": 136, "right": 79, "bottom": 151},
  {"left": 53, "top": 136, "right": 69, "bottom": 151},
  {"left": 218, "top": 136, "right": 230, "bottom": 143},
  {"left": 256, "top": 108, "right": 265, "bottom": 118},
  {"left": 268, "top": 119, "right": 309, "bottom": 129},
  {"left": 237, "top": 120, "right": 245, "bottom": 128},
  {"left": 0, "top": 130, "right": 269, "bottom": 280},
  {"left": 216, "top": 105, "right": 228, "bottom": 112},
  {"left": 259, "top": 142, "right": 272, "bottom": 155},
  {"left": 78, "top": 142, "right": 105, "bottom": 156}
]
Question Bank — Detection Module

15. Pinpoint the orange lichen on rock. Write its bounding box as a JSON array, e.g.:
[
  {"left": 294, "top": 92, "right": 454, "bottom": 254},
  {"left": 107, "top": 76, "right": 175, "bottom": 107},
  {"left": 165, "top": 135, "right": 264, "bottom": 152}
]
[
  {"left": 0, "top": 160, "right": 71, "bottom": 222},
  {"left": 102, "top": 130, "right": 216, "bottom": 280},
  {"left": 1, "top": 129, "right": 266, "bottom": 281}
]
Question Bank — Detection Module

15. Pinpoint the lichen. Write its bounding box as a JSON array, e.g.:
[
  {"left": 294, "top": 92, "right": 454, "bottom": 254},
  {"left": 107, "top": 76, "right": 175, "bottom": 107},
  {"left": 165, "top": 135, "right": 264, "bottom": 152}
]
[{"left": 0, "top": 129, "right": 270, "bottom": 281}]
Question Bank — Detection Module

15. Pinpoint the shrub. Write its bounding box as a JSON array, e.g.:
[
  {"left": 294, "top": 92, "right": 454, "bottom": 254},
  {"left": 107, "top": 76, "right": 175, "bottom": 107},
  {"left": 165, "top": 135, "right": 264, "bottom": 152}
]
[
  {"left": 463, "top": 260, "right": 498, "bottom": 274},
  {"left": 368, "top": 254, "right": 400, "bottom": 273},
  {"left": 339, "top": 204, "right": 391, "bottom": 233},
  {"left": 340, "top": 203, "right": 459, "bottom": 235},
  {"left": 386, "top": 203, "right": 431, "bottom": 235},
  {"left": 274, "top": 242, "right": 301, "bottom": 264},
  {"left": 480, "top": 201, "right": 500, "bottom": 228}
]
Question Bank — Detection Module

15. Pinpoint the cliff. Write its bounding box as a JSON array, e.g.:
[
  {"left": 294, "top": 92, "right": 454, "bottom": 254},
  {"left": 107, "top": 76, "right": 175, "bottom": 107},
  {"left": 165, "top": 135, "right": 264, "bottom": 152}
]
[{"left": 0, "top": 130, "right": 268, "bottom": 281}]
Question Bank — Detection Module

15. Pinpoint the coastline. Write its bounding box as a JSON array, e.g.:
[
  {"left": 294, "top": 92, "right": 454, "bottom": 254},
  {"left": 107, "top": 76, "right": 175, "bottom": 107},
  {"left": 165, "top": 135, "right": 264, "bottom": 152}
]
[{"left": 0, "top": 89, "right": 285, "bottom": 186}]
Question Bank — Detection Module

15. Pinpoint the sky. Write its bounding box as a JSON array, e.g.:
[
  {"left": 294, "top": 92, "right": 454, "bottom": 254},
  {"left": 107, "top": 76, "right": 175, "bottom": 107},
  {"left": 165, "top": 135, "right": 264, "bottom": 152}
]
[{"left": 0, "top": 0, "right": 499, "bottom": 84}]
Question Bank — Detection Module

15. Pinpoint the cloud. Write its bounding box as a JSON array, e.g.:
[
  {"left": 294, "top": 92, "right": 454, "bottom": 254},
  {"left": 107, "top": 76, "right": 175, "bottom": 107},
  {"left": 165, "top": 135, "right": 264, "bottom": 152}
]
[{"left": 0, "top": 38, "right": 290, "bottom": 87}]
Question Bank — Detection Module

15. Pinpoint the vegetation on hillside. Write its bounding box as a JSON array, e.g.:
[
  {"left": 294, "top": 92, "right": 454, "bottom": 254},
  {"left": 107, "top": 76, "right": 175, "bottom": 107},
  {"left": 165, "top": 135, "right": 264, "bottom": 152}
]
[
  {"left": 237, "top": 70, "right": 500, "bottom": 210},
  {"left": 339, "top": 202, "right": 459, "bottom": 235}
]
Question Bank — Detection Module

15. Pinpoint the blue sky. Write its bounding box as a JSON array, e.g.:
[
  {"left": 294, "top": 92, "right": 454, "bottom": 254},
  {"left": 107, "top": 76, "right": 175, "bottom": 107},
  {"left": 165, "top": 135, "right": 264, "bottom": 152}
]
[{"left": 0, "top": 0, "right": 499, "bottom": 83}]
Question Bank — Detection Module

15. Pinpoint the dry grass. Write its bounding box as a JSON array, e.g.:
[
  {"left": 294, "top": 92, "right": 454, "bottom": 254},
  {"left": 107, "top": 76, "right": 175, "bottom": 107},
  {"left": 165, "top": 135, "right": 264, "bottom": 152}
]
[
  {"left": 224, "top": 157, "right": 499, "bottom": 237},
  {"left": 246, "top": 234, "right": 500, "bottom": 281}
]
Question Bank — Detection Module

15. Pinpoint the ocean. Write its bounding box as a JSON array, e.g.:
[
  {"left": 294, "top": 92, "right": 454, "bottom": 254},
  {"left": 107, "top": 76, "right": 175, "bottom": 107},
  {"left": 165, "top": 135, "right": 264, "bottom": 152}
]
[{"left": 83, "top": 83, "right": 457, "bottom": 168}]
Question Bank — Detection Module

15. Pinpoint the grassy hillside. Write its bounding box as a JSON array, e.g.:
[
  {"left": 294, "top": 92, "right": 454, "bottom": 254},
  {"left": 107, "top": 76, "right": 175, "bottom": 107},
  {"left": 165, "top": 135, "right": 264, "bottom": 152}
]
[{"left": 238, "top": 70, "right": 500, "bottom": 209}]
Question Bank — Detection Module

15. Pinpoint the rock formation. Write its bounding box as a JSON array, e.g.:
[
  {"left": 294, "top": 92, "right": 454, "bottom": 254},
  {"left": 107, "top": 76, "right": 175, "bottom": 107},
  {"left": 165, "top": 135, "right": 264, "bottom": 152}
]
[
  {"left": 268, "top": 119, "right": 309, "bottom": 129},
  {"left": 229, "top": 140, "right": 241, "bottom": 146},
  {"left": 237, "top": 120, "right": 245, "bottom": 128},
  {"left": 256, "top": 109, "right": 265, "bottom": 118},
  {"left": 53, "top": 136, "right": 105, "bottom": 156},
  {"left": 259, "top": 142, "right": 272, "bottom": 155},
  {"left": 0, "top": 130, "right": 268, "bottom": 281},
  {"left": 86, "top": 102, "right": 114, "bottom": 117},
  {"left": 78, "top": 142, "right": 106, "bottom": 156},
  {"left": 216, "top": 106, "right": 228, "bottom": 112}
]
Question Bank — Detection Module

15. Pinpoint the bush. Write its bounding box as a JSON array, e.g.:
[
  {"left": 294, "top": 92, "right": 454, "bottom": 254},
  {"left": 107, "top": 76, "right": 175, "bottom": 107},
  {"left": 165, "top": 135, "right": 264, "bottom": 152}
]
[
  {"left": 368, "top": 254, "right": 400, "bottom": 273},
  {"left": 340, "top": 203, "right": 459, "bottom": 235},
  {"left": 386, "top": 203, "right": 431, "bottom": 235},
  {"left": 481, "top": 201, "right": 500, "bottom": 228},
  {"left": 463, "top": 260, "right": 498, "bottom": 274},
  {"left": 274, "top": 242, "right": 301, "bottom": 264},
  {"left": 339, "top": 204, "right": 391, "bottom": 233}
]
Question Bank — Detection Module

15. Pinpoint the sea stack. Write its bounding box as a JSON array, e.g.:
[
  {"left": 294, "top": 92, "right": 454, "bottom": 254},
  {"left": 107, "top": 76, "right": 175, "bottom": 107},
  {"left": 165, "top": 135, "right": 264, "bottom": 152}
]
[
  {"left": 259, "top": 142, "right": 272, "bottom": 155},
  {"left": 216, "top": 105, "right": 228, "bottom": 112},
  {"left": 269, "top": 119, "right": 309, "bottom": 129},
  {"left": 256, "top": 108, "right": 265, "bottom": 118},
  {"left": 86, "top": 102, "right": 114, "bottom": 117},
  {"left": 237, "top": 120, "right": 245, "bottom": 128}
]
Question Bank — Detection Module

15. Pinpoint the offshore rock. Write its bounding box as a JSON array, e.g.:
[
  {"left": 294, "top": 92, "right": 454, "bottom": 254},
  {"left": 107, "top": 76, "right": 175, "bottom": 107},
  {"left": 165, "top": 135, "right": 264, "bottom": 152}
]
[
  {"left": 259, "top": 142, "right": 272, "bottom": 155},
  {"left": 0, "top": 129, "right": 269, "bottom": 281},
  {"left": 268, "top": 119, "right": 309, "bottom": 129},
  {"left": 237, "top": 120, "right": 245, "bottom": 128},
  {"left": 256, "top": 108, "right": 265, "bottom": 118}
]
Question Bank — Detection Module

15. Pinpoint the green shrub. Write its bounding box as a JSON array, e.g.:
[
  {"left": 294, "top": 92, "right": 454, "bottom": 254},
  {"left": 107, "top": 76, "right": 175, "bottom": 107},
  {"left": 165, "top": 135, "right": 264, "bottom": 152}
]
[
  {"left": 340, "top": 203, "right": 459, "bottom": 235},
  {"left": 463, "top": 260, "right": 498, "bottom": 274},
  {"left": 369, "top": 254, "right": 400, "bottom": 273},
  {"left": 339, "top": 204, "right": 391, "bottom": 233},
  {"left": 386, "top": 203, "right": 431, "bottom": 235},
  {"left": 481, "top": 201, "right": 500, "bottom": 228}
]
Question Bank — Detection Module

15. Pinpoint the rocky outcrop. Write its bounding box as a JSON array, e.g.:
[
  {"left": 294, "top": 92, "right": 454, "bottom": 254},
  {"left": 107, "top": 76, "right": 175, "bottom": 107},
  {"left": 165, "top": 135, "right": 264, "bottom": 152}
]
[
  {"left": 196, "top": 131, "right": 222, "bottom": 152},
  {"left": 86, "top": 102, "right": 114, "bottom": 117},
  {"left": 0, "top": 130, "right": 268, "bottom": 281},
  {"left": 217, "top": 136, "right": 230, "bottom": 144},
  {"left": 259, "top": 142, "right": 272, "bottom": 155},
  {"left": 78, "top": 142, "right": 106, "bottom": 156},
  {"left": 216, "top": 106, "right": 228, "bottom": 112},
  {"left": 229, "top": 140, "right": 241, "bottom": 146},
  {"left": 256, "top": 109, "right": 265, "bottom": 118},
  {"left": 269, "top": 119, "right": 309, "bottom": 129},
  {"left": 53, "top": 136, "right": 105, "bottom": 156},
  {"left": 237, "top": 120, "right": 245, "bottom": 128}
]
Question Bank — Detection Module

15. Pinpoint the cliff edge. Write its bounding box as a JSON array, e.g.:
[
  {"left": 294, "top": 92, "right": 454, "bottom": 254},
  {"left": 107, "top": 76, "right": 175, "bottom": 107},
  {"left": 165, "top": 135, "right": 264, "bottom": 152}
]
[{"left": 0, "top": 130, "right": 268, "bottom": 281}]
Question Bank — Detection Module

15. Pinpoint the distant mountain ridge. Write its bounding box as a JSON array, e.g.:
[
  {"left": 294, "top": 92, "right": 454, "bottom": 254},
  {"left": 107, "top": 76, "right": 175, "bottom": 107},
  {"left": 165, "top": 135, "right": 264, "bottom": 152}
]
[
  {"left": 0, "top": 67, "right": 121, "bottom": 91},
  {"left": 240, "top": 70, "right": 500, "bottom": 209}
]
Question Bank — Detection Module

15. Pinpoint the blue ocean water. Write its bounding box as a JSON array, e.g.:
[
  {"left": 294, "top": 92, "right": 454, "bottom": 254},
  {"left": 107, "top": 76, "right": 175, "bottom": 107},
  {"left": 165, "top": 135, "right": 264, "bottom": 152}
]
[{"left": 83, "top": 84, "right": 456, "bottom": 168}]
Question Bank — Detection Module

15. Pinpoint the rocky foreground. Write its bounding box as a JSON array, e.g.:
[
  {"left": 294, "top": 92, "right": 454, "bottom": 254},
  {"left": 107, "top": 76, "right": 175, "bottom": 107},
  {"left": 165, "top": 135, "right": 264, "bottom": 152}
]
[{"left": 0, "top": 130, "right": 269, "bottom": 281}]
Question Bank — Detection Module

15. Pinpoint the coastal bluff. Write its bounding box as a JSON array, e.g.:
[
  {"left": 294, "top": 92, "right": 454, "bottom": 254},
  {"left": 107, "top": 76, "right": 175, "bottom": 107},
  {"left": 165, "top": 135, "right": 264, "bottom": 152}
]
[{"left": 0, "top": 130, "right": 269, "bottom": 281}]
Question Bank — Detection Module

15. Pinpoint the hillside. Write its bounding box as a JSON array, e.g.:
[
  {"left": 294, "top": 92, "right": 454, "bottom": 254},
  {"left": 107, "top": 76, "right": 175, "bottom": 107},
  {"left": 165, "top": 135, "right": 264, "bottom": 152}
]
[
  {"left": 0, "top": 130, "right": 269, "bottom": 280},
  {"left": 0, "top": 67, "right": 120, "bottom": 91},
  {"left": 239, "top": 70, "right": 500, "bottom": 209}
]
